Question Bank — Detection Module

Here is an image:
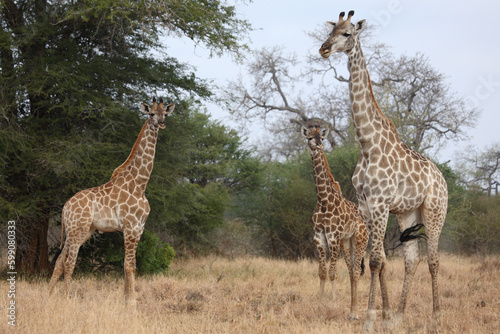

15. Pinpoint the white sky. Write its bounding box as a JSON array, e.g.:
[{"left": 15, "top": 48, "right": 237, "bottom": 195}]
[{"left": 166, "top": 0, "right": 500, "bottom": 165}]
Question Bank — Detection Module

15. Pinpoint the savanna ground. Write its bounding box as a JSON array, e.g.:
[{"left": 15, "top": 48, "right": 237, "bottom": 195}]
[{"left": 1, "top": 254, "right": 499, "bottom": 333}]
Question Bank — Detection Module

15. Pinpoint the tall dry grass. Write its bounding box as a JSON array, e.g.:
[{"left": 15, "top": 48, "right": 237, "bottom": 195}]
[{"left": 1, "top": 253, "right": 499, "bottom": 333}]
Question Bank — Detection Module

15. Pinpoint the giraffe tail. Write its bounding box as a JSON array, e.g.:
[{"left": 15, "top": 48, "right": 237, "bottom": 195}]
[
  {"left": 390, "top": 223, "right": 427, "bottom": 251},
  {"left": 360, "top": 257, "right": 365, "bottom": 276},
  {"left": 50, "top": 212, "right": 66, "bottom": 268}
]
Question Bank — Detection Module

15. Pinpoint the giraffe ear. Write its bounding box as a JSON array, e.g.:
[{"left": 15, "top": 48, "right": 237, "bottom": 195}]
[
  {"left": 326, "top": 21, "right": 336, "bottom": 32},
  {"left": 355, "top": 20, "right": 366, "bottom": 34},
  {"left": 321, "top": 127, "right": 329, "bottom": 138},
  {"left": 163, "top": 103, "right": 175, "bottom": 115},
  {"left": 140, "top": 103, "right": 151, "bottom": 115},
  {"left": 301, "top": 125, "right": 309, "bottom": 138}
]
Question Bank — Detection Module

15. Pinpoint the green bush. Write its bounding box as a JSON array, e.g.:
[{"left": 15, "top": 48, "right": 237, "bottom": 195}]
[
  {"left": 72, "top": 229, "right": 174, "bottom": 275},
  {"left": 449, "top": 195, "right": 500, "bottom": 254}
]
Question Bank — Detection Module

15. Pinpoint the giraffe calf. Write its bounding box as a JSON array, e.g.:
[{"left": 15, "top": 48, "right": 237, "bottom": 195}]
[
  {"left": 302, "top": 125, "right": 369, "bottom": 320},
  {"left": 48, "top": 98, "right": 174, "bottom": 304}
]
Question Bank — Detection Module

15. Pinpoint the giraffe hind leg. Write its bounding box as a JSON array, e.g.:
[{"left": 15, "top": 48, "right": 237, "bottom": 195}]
[
  {"left": 340, "top": 237, "right": 358, "bottom": 320},
  {"left": 48, "top": 246, "right": 68, "bottom": 295},
  {"left": 422, "top": 196, "right": 446, "bottom": 326},
  {"left": 313, "top": 229, "right": 329, "bottom": 298},
  {"left": 61, "top": 227, "right": 96, "bottom": 297},
  {"left": 395, "top": 210, "right": 422, "bottom": 328}
]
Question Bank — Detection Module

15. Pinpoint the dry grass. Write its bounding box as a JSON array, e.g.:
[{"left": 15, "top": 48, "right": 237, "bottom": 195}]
[{"left": 1, "top": 253, "right": 499, "bottom": 333}]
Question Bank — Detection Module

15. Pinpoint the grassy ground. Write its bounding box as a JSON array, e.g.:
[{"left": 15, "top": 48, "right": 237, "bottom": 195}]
[{"left": 1, "top": 253, "right": 499, "bottom": 333}]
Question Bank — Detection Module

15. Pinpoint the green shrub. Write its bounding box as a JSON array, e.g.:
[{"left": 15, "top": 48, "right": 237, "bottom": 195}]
[
  {"left": 136, "top": 230, "right": 175, "bottom": 275},
  {"left": 449, "top": 195, "right": 500, "bottom": 254},
  {"left": 71, "top": 229, "right": 174, "bottom": 275}
]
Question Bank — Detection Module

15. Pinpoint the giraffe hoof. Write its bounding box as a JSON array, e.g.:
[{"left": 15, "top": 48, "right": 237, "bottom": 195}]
[
  {"left": 363, "top": 310, "right": 376, "bottom": 333},
  {"left": 348, "top": 315, "right": 359, "bottom": 321},
  {"left": 362, "top": 321, "right": 374, "bottom": 333}
]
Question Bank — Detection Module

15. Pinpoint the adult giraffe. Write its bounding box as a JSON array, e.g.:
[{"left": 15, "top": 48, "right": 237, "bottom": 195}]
[
  {"left": 319, "top": 11, "right": 448, "bottom": 331},
  {"left": 302, "top": 124, "right": 369, "bottom": 320},
  {"left": 48, "top": 98, "right": 174, "bottom": 304}
]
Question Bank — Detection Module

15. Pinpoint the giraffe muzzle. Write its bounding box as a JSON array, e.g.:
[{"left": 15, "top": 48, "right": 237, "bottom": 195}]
[
  {"left": 319, "top": 44, "right": 331, "bottom": 58},
  {"left": 320, "top": 50, "right": 331, "bottom": 58}
]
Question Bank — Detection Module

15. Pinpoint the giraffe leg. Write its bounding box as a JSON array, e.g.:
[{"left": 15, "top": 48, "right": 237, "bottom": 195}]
[
  {"left": 313, "top": 228, "right": 329, "bottom": 298},
  {"left": 364, "top": 208, "right": 392, "bottom": 333},
  {"left": 326, "top": 232, "right": 340, "bottom": 300},
  {"left": 49, "top": 224, "right": 94, "bottom": 296},
  {"left": 427, "top": 229, "right": 442, "bottom": 327},
  {"left": 63, "top": 227, "right": 95, "bottom": 297},
  {"left": 341, "top": 237, "right": 358, "bottom": 320},
  {"left": 395, "top": 210, "right": 421, "bottom": 328},
  {"left": 123, "top": 229, "right": 140, "bottom": 304},
  {"left": 62, "top": 243, "right": 82, "bottom": 297},
  {"left": 48, "top": 246, "right": 68, "bottom": 295},
  {"left": 422, "top": 201, "right": 445, "bottom": 327},
  {"left": 348, "top": 222, "right": 369, "bottom": 321}
]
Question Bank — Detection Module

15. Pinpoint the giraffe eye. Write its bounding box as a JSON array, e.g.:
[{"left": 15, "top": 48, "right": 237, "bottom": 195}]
[{"left": 343, "top": 33, "right": 351, "bottom": 38}]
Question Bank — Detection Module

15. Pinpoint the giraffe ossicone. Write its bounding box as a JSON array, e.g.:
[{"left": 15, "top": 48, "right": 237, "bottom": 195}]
[
  {"left": 48, "top": 98, "right": 175, "bottom": 303},
  {"left": 320, "top": 10, "right": 448, "bottom": 332},
  {"left": 302, "top": 124, "right": 369, "bottom": 320}
]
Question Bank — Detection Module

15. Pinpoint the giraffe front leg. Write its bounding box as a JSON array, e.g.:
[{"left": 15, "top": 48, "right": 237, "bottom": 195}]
[
  {"left": 313, "top": 228, "right": 328, "bottom": 299},
  {"left": 341, "top": 237, "right": 358, "bottom": 320},
  {"left": 123, "top": 229, "right": 140, "bottom": 305},
  {"left": 364, "top": 208, "right": 392, "bottom": 333},
  {"left": 351, "top": 222, "right": 369, "bottom": 321},
  {"left": 326, "top": 232, "right": 341, "bottom": 301}
]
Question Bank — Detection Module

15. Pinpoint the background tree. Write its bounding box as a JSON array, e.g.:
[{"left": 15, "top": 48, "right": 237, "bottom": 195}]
[
  {"left": 224, "top": 27, "right": 479, "bottom": 159},
  {"left": 456, "top": 143, "right": 500, "bottom": 197},
  {"left": 0, "top": 0, "right": 251, "bottom": 274}
]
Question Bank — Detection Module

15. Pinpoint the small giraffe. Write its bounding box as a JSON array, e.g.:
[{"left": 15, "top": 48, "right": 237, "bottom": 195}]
[
  {"left": 48, "top": 98, "right": 175, "bottom": 303},
  {"left": 319, "top": 11, "right": 448, "bottom": 331},
  {"left": 302, "top": 124, "right": 369, "bottom": 320}
]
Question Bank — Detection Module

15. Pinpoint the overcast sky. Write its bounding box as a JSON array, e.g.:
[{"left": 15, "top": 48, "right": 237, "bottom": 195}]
[{"left": 166, "top": 0, "right": 500, "bottom": 165}]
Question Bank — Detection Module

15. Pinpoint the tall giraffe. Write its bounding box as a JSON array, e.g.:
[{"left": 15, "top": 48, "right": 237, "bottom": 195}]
[
  {"left": 302, "top": 124, "right": 369, "bottom": 320},
  {"left": 48, "top": 98, "right": 175, "bottom": 303},
  {"left": 319, "top": 11, "right": 448, "bottom": 331}
]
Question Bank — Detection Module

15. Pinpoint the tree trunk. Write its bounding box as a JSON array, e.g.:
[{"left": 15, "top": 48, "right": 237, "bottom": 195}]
[{"left": 16, "top": 217, "right": 51, "bottom": 276}]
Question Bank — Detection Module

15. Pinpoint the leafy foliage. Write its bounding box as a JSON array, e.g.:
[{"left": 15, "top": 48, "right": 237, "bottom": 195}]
[
  {"left": 448, "top": 195, "right": 500, "bottom": 254},
  {"left": 0, "top": 0, "right": 251, "bottom": 273},
  {"left": 73, "top": 229, "right": 175, "bottom": 275}
]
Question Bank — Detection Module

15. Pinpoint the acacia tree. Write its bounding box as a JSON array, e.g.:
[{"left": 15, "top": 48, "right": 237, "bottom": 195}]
[
  {"left": 0, "top": 0, "right": 251, "bottom": 274},
  {"left": 224, "top": 27, "right": 479, "bottom": 159}
]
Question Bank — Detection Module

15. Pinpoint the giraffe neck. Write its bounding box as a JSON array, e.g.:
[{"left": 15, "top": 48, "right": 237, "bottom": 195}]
[
  {"left": 309, "top": 148, "right": 341, "bottom": 203},
  {"left": 346, "top": 39, "right": 399, "bottom": 148},
  {"left": 110, "top": 119, "right": 159, "bottom": 194}
]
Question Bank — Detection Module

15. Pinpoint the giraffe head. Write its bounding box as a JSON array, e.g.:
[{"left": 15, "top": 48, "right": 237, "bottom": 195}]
[
  {"left": 319, "top": 10, "right": 366, "bottom": 58},
  {"left": 301, "top": 125, "right": 329, "bottom": 151},
  {"left": 140, "top": 97, "right": 175, "bottom": 129}
]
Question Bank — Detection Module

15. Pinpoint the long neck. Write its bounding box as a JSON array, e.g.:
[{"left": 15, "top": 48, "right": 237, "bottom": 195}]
[
  {"left": 110, "top": 119, "right": 159, "bottom": 193},
  {"left": 310, "top": 148, "right": 341, "bottom": 202},
  {"left": 346, "top": 39, "right": 399, "bottom": 147}
]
